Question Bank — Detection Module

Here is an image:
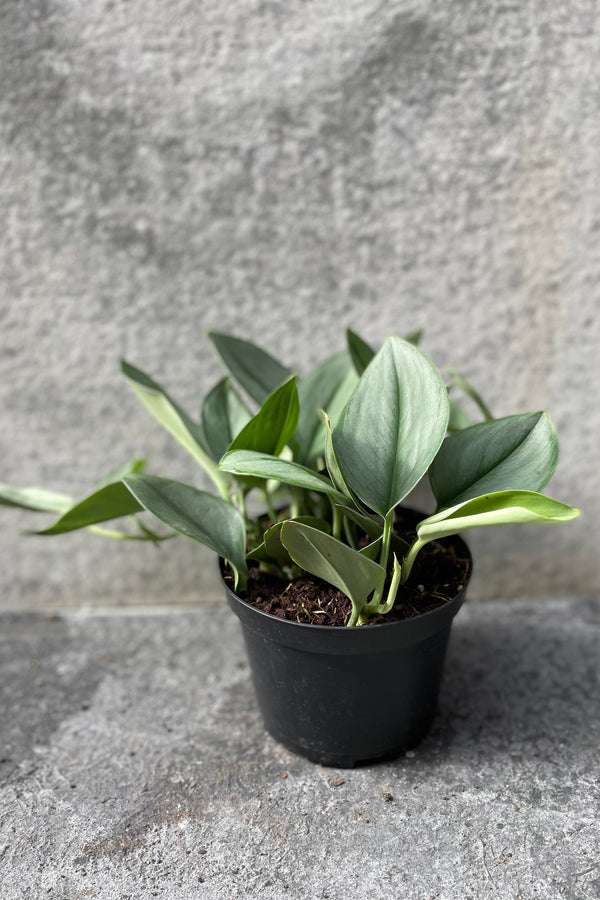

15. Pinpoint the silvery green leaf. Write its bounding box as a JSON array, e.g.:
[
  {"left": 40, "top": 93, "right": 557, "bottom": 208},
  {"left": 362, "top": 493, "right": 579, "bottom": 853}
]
[
  {"left": 201, "top": 378, "right": 252, "bottom": 461},
  {"left": 121, "top": 360, "right": 230, "bottom": 497},
  {"left": 0, "top": 484, "right": 73, "bottom": 514},
  {"left": 333, "top": 336, "right": 449, "bottom": 517},
  {"left": 430, "top": 412, "right": 559, "bottom": 510},
  {"left": 123, "top": 474, "right": 248, "bottom": 590},
  {"left": 208, "top": 332, "right": 292, "bottom": 406},
  {"left": 295, "top": 351, "right": 358, "bottom": 463},
  {"left": 280, "top": 521, "right": 386, "bottom": 625},
  {"left": 219, "top": 450, "right": 346, "bottom": 502}
]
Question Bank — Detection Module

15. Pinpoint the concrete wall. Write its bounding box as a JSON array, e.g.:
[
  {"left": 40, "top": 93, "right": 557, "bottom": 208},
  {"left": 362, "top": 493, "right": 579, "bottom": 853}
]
[{"left": 1, "top": 0, "right": 598, "bottom": 608}]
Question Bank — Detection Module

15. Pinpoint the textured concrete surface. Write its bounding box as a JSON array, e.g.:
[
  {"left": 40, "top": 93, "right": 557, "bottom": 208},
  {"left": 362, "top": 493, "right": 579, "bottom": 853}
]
[
  {"left": 0, "top": 596, "right": 598, "bottom": 899},
  {"left": 1, "top": 0, "right": 599, "bottom": 607}
]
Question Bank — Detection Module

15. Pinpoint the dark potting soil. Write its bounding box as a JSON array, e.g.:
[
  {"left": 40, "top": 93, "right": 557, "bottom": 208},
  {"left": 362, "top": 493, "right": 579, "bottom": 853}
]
[{"left": 224, "top": 510, "right": 472, "bottom": 627}]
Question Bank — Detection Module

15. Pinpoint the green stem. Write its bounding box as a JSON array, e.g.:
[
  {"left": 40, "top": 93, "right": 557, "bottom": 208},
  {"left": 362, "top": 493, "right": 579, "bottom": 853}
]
[
  {"left": 290, "top": 488, "right": 302, "bottom": 519},
  {"left": 358, "top": 555, "right": 402, "bottom": 624},
  {"left": 331, "top": 501, "right": 342, "bottom": 540},
  {"left": 379, "top": 554, "right": 402, "bottom": 614},
  {"left": 263, "top": 488, "right": 277, "bottom": 524},
  {"left": 87, "top": 525, "right": 143, "bottom": 540},
  {"left": 347, "top": 605, "right": 360, "bottom": 627},
  {"left": 343, "top": 515, "right": 358, "bottom": 550},
  {"left": 400, "top": 537, "right": 426, "bottom": 584},
  {"left": 369, "top": 511, "right": 394, "bottom": 606}
]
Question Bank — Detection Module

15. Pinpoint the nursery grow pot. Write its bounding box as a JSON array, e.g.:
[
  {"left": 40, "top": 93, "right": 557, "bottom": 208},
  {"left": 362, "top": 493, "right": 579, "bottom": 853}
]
[{"left": 222, "top": 534, "right": 472, "bottom": 768}]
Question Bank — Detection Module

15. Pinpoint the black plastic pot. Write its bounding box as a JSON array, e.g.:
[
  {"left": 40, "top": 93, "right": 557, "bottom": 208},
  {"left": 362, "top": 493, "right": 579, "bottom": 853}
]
[{"left": 223, "top": 534, "right": 471, "bottom": 768}]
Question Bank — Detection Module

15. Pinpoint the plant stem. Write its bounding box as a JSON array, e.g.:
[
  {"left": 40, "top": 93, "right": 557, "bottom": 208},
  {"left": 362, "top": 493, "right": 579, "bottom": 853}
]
[
  {"left": 358, "top": 555, "right": 402, "bottom": 624},
  {"left": 343, "top": 515, "right": 358, "bottom": 550},
  {"left": 347, "top": 605, "right": 360, "bottom": 627},
  {"left": 290, "top": 488, "right": 302, "bottom": 519},
  {"left": 400, "top": 537, "right": 425, "bottom": 583},
  {"left": 263, "top": 488, "right": 277, "bottom": 524},
  {"left": 369, "top": 510, "right": 394, "bottom": 607},
  {"left": 331, "top": 501, "right": 342, "bottom": 540},
  {"left": 379, "top": 512, "right": 393, "bottom": 573}
]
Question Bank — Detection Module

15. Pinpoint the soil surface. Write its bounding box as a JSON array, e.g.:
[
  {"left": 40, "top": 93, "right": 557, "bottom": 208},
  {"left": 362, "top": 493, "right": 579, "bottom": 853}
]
[{"left": 225, "top": 510, "right": 472, "bottom": 627}]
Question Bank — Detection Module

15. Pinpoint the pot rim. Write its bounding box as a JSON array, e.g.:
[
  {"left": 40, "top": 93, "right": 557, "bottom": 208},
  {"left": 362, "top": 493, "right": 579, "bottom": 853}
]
[{"left": 221, "top": 532, "right": 472, "bottom": 654}]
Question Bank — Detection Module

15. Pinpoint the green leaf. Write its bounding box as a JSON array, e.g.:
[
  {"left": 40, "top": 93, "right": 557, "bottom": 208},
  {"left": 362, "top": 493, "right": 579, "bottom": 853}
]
[
  {"left": 418, "top": 491, "right": 579, "bottom": 539},
  {"left": 208, "top": 332, "right": 292, "bottom": 406},
  {"left": 358, "top": 537, "right": 382, "bottom": 560},
  {"left": 37, "top": 482, "right": 144, "bottom": 534},
  {"left": 405, "top": 327, "right": 424, "bottom": 346},
  {"left": 346, "top": 328, "right": 375, "bottom": 376},
  {"left": 219, "top": 450, "right": 346, "bottom": 503},
  {"left": 335, "top": 503, "right": 384, "bottom": 540},
  {"left": 446, "top": 368, "right": 493, "bottom": 422},
  {"left": 321, "top": 412, "right": 356, "bottom": 500},
  {"left": 0, "top": 484, "right": 73, "bottom": 514},
  {"left": 280, "top": 521, "right": 386, "bottom": 626},
  {"left": 347, "top": 328, "right": 424, "bottom": 375},
  {"left": 0, "top": 471, "right": 171, "bottom": 543},
  {"left": 228, "top": 377, "right": 299, "bottom": 458},
  {"left": 294, "top": 352, "right": 358, "bottom": 463},
  {"left": 93, "top": 458, "right": 147, "bottom": 492},
  {"left": 201, "top": 378, "right": 252, "bottom": 461},
  {"left": 247, "top": 517, "right": 331, "bottom": 566},
  {"left": 123, "top": 474, "right": 248, "bottom": 590},
  {"left": 401, "top": 490, "right": 580, "bottom": 583},
  {"left": 430, "top": 412, "right": 559, "bottom": 510},
  {"left": 121, "top": 360, "right": 230, "bottom": 498},
  {"left": 333, "top": 336, "right": 449, "bottom": 517}
]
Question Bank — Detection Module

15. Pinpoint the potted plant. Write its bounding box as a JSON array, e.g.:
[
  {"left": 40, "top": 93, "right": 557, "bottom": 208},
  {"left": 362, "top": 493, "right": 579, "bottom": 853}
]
[{"left": 1, "top": 331, "right": 579, "bottom": 767}]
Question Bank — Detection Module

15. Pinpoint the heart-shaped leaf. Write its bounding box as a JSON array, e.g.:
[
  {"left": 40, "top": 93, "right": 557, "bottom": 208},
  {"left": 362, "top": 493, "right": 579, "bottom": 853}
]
[
  {"left": 121, "top": 361, "right": 230, "bottom": 497},
  {"left": 333, "top": 336, "right": 449, "bottom": 517},
  {"left": 280, "top": 521, "right": 386, "bottom": 626},
  {"left": 219, "top": 450, "right": 346, "bottom": 503},
  {"left": 228, "top": 378, "right": 299, "bottom": 458},
  {"left": 123, "top": 474, "right": 248, "bottom": 589},
  {"left": 208, "top": 332, "right": 292, "bottom": 406},
  {"left": 201, "top": 378, "right": 252, "bottom": 461},
  {"left": 429, "top": 412, "right": 559, "bottom": 510}
]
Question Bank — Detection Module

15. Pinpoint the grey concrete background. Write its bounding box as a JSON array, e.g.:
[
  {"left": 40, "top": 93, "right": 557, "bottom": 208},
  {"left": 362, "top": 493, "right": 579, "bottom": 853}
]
[
  {"left": 1, "top": 0, "right": 598, "bottom": 608},
  {"left": 1, "top": 597, "right": 599, "bottom": 898}
]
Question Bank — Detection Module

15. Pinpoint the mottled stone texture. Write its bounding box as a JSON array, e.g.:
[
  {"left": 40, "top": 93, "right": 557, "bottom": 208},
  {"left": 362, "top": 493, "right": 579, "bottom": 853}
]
[
  {"left": 0, "top": 598, "right": 598, "bottom": 898},
  {"left": 0, "top": 1, "right": 598, "bottom": 606}
]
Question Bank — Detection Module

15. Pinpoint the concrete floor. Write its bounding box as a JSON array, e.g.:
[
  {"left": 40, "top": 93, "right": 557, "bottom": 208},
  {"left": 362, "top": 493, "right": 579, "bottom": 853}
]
[{"left": 0, "top": 596, "right": 598, "bottom": 899}]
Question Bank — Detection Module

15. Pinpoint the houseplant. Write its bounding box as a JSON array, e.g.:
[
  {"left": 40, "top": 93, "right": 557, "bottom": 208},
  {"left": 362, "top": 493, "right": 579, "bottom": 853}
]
[{"left": 1, "top": 331, "right": 579, "bottom": 766}]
